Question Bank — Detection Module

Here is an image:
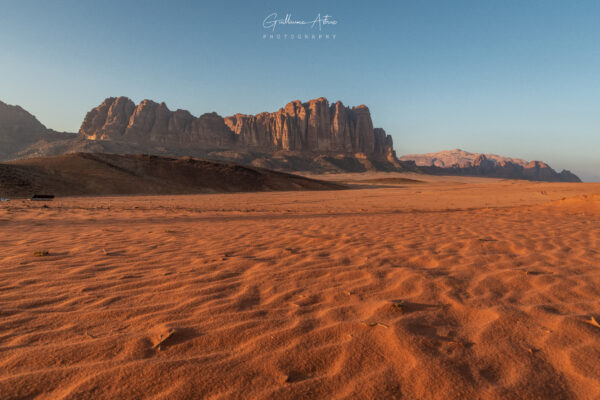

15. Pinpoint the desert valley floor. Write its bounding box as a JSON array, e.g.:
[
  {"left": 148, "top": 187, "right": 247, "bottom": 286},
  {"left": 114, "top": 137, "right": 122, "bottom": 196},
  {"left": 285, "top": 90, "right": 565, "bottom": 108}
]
[{"left": 1, "top": 173, "right": 599, "bottom": 399}]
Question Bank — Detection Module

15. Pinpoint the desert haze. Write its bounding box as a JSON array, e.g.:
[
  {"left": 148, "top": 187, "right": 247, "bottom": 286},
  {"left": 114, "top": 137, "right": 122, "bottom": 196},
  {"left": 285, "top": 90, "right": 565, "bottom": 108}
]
[{"left": 1, "top": 173, "right": 599, "bottom": 399}]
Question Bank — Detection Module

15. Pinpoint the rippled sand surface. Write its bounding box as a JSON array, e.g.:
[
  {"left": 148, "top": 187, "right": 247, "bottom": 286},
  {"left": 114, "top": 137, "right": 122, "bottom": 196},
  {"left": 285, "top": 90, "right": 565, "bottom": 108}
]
[{"left": 1, "top": 174, "right": 599, "bottom": 399}]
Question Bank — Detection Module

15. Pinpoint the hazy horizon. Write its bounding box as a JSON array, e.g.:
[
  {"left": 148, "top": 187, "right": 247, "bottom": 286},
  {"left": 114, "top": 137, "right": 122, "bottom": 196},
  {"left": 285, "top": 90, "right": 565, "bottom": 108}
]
[{"left": 1, "top": 0, "right": 598, "bottom": 181}]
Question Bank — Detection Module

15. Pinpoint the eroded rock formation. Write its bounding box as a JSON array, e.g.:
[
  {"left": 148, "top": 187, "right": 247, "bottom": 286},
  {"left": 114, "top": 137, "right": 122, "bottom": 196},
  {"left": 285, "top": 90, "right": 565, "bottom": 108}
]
[{"left": 79, "top": 97, "right": 395, "bottom": 157}]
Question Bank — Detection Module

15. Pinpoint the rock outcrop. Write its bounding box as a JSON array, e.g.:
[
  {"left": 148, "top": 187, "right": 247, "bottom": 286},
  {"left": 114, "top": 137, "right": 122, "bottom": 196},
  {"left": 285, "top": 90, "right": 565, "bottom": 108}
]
[
  {"left": 80, "top": 97, "right": 237, "bottom": 148},
  {"left": 79, "top": 97, "right": 395, "bottom": 158},
  {"left": 400, "top": 149, "right": 581, "bottom": 182}
]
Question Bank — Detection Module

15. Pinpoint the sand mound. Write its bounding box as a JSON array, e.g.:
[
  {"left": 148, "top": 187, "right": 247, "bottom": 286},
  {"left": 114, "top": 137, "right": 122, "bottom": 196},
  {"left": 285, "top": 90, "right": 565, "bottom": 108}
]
[{"left": 0, "top": 153, "right": 343, "bottom": 198}]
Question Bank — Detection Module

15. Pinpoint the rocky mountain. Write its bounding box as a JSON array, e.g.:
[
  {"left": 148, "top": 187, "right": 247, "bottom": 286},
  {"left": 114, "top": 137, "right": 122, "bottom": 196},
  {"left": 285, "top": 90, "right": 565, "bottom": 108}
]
[
  {"left": 400, "top": 149, "right": 580, "bottom": 182},
  {"left": 79, "top": 97, "right": 396, "bottom": 159},
  {"left": 0, "top": 101, "right": 62, "bottom": 159},
  {"left": 0, "top": 100, "right": 77, "bottom": 161}
]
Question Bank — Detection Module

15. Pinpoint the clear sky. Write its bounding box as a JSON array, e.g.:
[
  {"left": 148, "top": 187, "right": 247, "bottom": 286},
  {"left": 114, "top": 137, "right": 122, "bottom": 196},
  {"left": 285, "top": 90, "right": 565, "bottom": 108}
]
[{"left": 1, "top": 0, "right": 598, "bottom": 180}]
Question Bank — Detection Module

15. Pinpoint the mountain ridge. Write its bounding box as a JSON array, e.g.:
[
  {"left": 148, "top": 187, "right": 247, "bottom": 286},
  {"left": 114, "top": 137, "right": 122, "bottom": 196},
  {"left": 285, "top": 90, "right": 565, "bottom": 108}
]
[
  {"left": 399, "top": 149, "right": 580, "bottom": 182},
  {"left": 0, "top": 99, "right": 582, "bottom": 181}
]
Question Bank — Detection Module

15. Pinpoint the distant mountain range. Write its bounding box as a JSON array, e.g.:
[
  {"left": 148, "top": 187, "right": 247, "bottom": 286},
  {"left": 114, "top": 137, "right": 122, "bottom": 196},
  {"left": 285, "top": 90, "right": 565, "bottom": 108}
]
[
  {"left": 0, "top": 99, "right": 581, "bottom": 181},
  {"left": 399, "top": 149, "right": 580, "bottom": 182}
]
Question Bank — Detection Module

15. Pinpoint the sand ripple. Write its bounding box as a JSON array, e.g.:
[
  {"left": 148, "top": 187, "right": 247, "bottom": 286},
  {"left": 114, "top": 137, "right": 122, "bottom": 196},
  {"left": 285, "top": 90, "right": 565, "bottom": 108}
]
[{"left": 1, "top": 179, "right": 599, "bottom": 399}]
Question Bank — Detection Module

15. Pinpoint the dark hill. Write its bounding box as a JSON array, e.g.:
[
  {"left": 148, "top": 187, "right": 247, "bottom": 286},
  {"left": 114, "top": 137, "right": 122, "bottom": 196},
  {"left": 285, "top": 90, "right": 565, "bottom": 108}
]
[{"left": 0, "top": 153, "right": 344, "bottom": 198}]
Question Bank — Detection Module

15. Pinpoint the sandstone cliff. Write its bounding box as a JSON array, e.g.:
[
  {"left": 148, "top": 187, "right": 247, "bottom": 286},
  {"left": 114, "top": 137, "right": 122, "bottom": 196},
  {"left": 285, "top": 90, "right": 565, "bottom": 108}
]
[
  {"left": 79, "top": 97, "right": 395, "bottom": 158},
  {"left": 400, "top": 149, "right": 581, "bottom": 182}
]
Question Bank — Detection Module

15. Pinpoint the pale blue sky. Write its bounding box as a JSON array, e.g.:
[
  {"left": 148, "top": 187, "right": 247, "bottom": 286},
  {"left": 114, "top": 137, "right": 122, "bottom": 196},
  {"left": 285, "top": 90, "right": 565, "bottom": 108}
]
[{"left": 1, "top": 0, "right": 598, "bottom": 180}]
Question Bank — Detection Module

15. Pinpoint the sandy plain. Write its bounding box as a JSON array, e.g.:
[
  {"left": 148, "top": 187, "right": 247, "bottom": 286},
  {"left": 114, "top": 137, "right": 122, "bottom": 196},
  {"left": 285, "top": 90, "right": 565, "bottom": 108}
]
[{"left": 1, "top": 173, "right": 599, "bottom": 399}]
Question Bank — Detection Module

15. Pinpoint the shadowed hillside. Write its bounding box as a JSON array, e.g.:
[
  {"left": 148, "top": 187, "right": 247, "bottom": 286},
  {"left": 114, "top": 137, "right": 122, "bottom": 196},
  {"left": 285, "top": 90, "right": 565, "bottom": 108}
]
[{"left": 0, "top": 153, "right": 344, "bottom": 198}]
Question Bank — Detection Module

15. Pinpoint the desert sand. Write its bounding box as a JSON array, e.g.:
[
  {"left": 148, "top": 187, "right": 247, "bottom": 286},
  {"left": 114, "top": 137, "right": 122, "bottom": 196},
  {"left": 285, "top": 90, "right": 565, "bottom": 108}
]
[{"left": 1, "top": 173, "right": 599, "bottom": 399}]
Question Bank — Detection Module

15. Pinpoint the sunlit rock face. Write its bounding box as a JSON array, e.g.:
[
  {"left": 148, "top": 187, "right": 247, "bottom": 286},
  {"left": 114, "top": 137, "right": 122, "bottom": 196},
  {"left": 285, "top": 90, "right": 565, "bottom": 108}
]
[{"left": 80, "top": 97, "right": 394, "bottom": 156}]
